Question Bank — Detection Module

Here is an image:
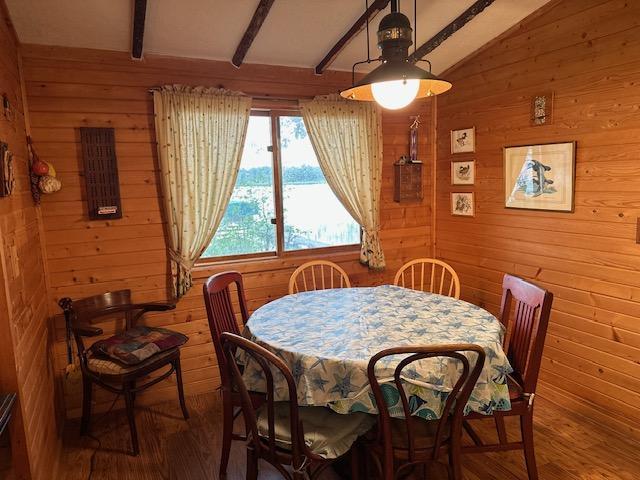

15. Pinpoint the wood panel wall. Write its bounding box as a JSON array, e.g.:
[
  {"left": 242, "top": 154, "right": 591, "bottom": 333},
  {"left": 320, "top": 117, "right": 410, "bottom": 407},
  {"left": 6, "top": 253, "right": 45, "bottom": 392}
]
[
  {"left": 435, "top": 0, "right": 640, "bottom": 439},
  {"left": 0, "top": 4, "right": 61, "bottom": 479},
  {"left": 20, "top": 45, "right": 435, "bottom": 418}
]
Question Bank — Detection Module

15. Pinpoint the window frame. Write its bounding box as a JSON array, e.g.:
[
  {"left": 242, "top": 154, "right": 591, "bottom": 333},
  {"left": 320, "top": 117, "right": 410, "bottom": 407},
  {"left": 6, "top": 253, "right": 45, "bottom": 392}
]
[{"left": 198, "top": 108, "right": 360, "bottom": 264}]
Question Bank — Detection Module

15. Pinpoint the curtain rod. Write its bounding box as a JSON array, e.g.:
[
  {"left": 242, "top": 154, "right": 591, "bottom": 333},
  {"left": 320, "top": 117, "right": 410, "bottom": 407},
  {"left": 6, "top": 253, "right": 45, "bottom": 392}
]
[{"left": 147, "top": 86, "right": 313, "bottom": 103}]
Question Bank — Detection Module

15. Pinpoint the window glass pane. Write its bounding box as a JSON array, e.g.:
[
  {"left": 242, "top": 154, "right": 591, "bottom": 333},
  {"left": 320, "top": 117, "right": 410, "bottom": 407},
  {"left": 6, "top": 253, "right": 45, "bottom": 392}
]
[
  {"left": 279, "top": 116, "right": 360, "bottom": 251},
  {"left": 202, "top": 116, "right": 276, "bottom": 257}
]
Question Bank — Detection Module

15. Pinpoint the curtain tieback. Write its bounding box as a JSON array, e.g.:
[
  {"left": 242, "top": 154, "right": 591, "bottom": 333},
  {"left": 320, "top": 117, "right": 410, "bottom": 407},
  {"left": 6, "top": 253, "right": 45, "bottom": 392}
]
[{"left": 168, "top": 250, "right": 194, "bottom": 272}]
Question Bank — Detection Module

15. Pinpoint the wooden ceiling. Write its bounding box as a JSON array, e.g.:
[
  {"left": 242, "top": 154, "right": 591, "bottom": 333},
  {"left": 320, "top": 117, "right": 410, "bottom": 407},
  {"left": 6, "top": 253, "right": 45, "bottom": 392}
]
[{"left": 6, "top": 0, "right": 551, "bottom": 74}]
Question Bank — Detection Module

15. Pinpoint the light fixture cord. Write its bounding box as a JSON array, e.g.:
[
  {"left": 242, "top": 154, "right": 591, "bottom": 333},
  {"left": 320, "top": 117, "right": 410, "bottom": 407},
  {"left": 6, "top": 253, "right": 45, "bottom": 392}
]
[
  {"left": 365, "top": 0, "right": 371, "bottom": 61},
  {"left": 414, "top": 0, "right": 417, "bottom": 53}
]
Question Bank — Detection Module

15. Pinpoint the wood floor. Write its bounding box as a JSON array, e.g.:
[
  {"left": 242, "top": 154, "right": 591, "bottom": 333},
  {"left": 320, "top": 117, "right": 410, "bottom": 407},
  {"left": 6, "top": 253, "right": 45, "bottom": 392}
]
[{"left": 56, "top": 392, "right": 640, "bottom": 480}]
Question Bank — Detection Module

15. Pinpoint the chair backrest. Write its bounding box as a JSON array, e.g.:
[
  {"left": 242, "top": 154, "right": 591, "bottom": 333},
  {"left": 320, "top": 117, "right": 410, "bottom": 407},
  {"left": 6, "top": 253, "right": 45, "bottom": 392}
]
[
  {"left": 394, "top": 259, "right": 461, "bottom": 299},
  {"left": 63, "top": 289, "right": 133, "bottom": 324},
  {"left": 367, "top": 344, "right": 485, "bottom": 476},
  {"left": 203, "top": 271, "right": 250, "bottom": 386},
  {"left": 499, "top": 274, "right": 553, "bottom": 394},
  {"left": 288, "top": 260, "right": 351, "bottom": 294},
  {"left": 220, "top": 332, "right": 308, "bottom": 473}
]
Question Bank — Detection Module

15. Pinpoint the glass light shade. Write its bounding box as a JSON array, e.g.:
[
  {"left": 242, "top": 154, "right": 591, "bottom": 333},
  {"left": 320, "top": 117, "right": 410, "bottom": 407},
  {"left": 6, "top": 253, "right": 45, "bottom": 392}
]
[{"left": 371, "top": 78, "right": 420, "bottom": 110}]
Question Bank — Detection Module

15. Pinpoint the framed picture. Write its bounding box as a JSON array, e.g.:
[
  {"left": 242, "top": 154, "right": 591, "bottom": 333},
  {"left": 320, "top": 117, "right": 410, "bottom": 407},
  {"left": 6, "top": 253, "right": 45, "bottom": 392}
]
[
  {"left": 531, "top": 91, "right": 554, "bottom": 126},
  {"left": 504, "top": 141, "right": 576, "bottom": 212},
  {"left": 451, "top": 192, "right": 475, "bottom": 217},
  {"left": 451, "top": 127, "right": 475, "bottom": 153},
  {"left": 451, "top": 160, "right": 475, "bottom": 185}
]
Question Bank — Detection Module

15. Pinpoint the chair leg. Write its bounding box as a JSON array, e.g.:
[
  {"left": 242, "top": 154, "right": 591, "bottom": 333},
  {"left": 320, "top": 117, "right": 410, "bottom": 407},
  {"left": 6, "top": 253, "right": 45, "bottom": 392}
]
[
  {"left": 124, "top": 384, "right": 139, "bottom": 456},
  {"left": 495, "top": 415, "right": 508, "bottom": 444},
  {"left": 350, "top": 444, "right": 360, "bottom": 480},
  {"left": 449, "top": 432, "right": 463, "bottom": 480},
  {"left": 174, "top": 358, "right": 189, "bottom": 420},
  {"left": 80, "top": 375, "right": 92, "bottom": 436},
  {"left": 521, "top": 411, "right": 539, "bottom": 480},
  {"left": 220, "top": 389, "right": 233, "bottom": 478},
  {"left": 246, "top": 445, "right": 258, "bottom": 480}
]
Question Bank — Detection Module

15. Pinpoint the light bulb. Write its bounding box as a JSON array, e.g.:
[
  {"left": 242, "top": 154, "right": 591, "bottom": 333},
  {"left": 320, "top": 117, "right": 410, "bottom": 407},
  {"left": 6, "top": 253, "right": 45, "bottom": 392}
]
[{"left": 371, "top": 79, "right": 420, "bottom": 109}]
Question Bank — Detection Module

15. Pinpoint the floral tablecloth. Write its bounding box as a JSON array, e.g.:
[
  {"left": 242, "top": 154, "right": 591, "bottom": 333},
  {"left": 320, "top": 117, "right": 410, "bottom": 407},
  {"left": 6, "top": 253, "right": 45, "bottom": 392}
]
[{"left": 241, "top": 285, "right": 512, "bottom": 419}]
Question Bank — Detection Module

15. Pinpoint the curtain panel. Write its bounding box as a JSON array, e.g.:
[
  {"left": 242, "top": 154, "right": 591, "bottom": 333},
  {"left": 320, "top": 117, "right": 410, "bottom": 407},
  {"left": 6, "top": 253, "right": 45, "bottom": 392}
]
[
  {"left": 301, "top": 94, "right": 385, "bottom": 269},
  {"left": 153, "top": 85, "right": 251, "bottom": 298}
]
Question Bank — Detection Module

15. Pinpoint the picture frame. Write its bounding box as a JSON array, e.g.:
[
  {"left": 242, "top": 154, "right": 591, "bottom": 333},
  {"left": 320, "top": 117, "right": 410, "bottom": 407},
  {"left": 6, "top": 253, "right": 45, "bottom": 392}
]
[
  {"left": 451, "top": 192, "right": 475, "bottom": 217},
  {"left": 0, "top": 142, "right": 14, "bottom": 198},
  {"left": 451, "top": 160, "right": 475, "bottom": 185},
  {"left": 451, "top": 127, "right": 475, "bottom": 154},
  {"left": 504, "top": 141, "right": 576, "bottom": 212}
]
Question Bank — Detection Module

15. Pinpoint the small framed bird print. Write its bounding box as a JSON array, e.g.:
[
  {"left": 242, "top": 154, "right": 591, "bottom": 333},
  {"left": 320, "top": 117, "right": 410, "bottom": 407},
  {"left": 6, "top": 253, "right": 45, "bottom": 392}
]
[
  {"left": 451, "top": 127, "right": 475, "bottom": 154},
  {"left": 451, "top": 160, "right": 475, "bottom": 185}
]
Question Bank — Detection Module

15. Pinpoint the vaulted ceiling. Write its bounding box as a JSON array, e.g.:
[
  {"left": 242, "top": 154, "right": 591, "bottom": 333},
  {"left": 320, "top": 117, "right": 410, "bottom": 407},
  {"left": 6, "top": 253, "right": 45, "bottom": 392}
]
[{"left": 6, "top": 0, "right": 551, "bottom": 74}]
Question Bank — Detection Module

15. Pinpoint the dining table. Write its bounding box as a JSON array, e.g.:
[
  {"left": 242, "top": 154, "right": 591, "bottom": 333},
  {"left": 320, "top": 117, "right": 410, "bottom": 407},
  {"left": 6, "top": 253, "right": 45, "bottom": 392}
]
[{"left": 240, "top": 284, "right": 513, "bottom": 419}]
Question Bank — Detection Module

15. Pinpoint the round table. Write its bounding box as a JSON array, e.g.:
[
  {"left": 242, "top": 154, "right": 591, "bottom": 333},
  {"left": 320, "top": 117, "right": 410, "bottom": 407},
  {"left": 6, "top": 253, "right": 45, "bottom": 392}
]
[{"left": 241, "top": 285, "right": 513, "bottom": 419}]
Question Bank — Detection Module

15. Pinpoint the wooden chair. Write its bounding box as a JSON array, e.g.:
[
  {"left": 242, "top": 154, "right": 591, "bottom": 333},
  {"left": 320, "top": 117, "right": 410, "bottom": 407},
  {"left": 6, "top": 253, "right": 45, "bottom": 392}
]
[
  {"left": 58, "top": 290, "right": 189, "bottom": 456},
  {"left": 462, "top": 274, "right": 553, "bottom": 480},
  {"left": 288, "top": 260, "right": 351, "bottom": 294},
  {"left": 366, "top": 344, "right": 486, "bottom": 480},
  {"left": 221, "top": 332, "right": 375, "bottom": 480},
  {"left": 203, "top": 271, "right": 262, "bottom": 477},
  {"left": 394, "top": 258, "right": 461, "bottom": 299}
]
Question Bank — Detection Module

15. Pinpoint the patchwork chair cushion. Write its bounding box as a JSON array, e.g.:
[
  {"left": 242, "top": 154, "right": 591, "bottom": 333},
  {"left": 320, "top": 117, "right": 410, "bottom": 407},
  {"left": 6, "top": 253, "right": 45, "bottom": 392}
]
[
  {"left": 89, "top": 326, "right": 188, "bottom": 365},
  {"left": 256, "top": 402, "right": 375, "bottom": 459},
  {"left": 86, "top": 348, "right": 177, "bottom": 375}
]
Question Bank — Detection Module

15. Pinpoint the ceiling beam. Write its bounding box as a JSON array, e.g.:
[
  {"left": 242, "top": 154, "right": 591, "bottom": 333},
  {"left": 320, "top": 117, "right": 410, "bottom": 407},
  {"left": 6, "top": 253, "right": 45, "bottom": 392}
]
[
  {"left": 315, "top": 0, "right": 391, "bottom": 75},
  {"left": 131, "top": 0, "right": 148, "bottom": 59},
  {"left": 408, "top": 0, "right": 495, "bottom": 63},
  {"left": 232, "top": 0, "right": 276, "bottom": 68}
]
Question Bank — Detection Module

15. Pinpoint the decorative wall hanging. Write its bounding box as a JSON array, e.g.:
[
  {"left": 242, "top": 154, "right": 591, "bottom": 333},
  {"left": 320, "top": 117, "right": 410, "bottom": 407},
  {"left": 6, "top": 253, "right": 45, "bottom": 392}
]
[
  {"left": 531, "top": 91, "right": 554, "bottom": 126},
  {"left": 451, "top": 192, "right": 475, "bottom": 217},
  {"left": 451, "top": 160, "right": 475, "bottom": 185},
  {"left": 0, "top": 142, "right": 14, "bottom": 197},
  {"left": 409, "top": 115, "right": 420, "bottom": 162},
  {"left": 79, "top": 127, "right": 123, "bottom": 220},
  {"left": 27, "top": 137, "right": 62, "bottom": 203},
  {"left": 504, "top": 141, "right": 576, "bottom": 212},
  {"left": 451, "top": 127, "right": 475, "bottom": 153}
]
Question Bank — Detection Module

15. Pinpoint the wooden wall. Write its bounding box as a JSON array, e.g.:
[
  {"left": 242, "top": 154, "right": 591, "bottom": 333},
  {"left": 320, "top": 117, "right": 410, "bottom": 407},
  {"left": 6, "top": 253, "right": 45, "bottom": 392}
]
[
  {"left": 436, "top": 0, "right": 640, "bottom": 439},
  {"left": 20, "top": 45, "right": 435, "bottom": 417},
  {"left": 0, "top": 5, "right": 61, "bottom": 479}
]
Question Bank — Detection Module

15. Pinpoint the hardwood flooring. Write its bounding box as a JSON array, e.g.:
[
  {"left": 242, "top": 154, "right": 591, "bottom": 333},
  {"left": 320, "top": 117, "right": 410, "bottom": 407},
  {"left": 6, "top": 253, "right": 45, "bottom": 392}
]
[{"left": 56, "top": 392, "right": 640, "bottom": 480}]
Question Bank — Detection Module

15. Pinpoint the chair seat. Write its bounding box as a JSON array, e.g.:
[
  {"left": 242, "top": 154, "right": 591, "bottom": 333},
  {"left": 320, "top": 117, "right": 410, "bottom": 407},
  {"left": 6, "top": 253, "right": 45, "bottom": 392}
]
[
  {"left": 256, "top": 402, "right": 375, "bottom": 459},
  {"left": 390, "top": 416, "right": 451, "bottom": 451},
  {"left": 87, "top": 348, "right": 177, "bottom": 376}
]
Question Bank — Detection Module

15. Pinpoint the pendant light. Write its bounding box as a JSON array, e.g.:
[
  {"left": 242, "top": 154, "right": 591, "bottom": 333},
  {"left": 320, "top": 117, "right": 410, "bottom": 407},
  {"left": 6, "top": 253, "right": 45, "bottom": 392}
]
[{"left": 340, "top": 0, "right": 452, "bottom": 109}]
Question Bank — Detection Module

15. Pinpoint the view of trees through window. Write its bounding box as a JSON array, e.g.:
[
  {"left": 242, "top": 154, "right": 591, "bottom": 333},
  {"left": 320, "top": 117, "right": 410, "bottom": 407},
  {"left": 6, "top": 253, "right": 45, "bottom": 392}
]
[{"left": 201, "top": 114, "right": 359, "bottom": 258}]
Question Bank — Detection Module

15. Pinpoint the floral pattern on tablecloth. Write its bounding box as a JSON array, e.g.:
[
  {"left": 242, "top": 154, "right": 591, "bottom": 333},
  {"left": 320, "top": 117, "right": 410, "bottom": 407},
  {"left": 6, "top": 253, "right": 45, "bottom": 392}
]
[{"left": 240, "top": 285, "right": 512, "bottom": 419}]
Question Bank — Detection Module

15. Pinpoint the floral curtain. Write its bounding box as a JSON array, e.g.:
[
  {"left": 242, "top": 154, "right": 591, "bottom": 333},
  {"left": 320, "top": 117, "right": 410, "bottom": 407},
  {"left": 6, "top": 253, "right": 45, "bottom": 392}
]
[
  {"left": 300, "top": 94, "right": 385, "bottom": 269},
  {"left": 153, "top": 85, "right": 251, "bottom": 298}
]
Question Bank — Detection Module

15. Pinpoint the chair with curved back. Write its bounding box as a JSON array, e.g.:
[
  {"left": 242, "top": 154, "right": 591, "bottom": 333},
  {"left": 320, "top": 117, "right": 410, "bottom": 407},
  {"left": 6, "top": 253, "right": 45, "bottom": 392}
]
[
  {"left": 462, "top": 274, "right": 553, "bottom": 480},
  {"left": 58, "top": 290, "right": 188, "bottom": 456},
  {"left": 367, "top": 344, "right": 486, "bottom": 480},
  {"left": 221, "top": 332, "right": 375, "bottom": 480},
  {"left": 288, "top": 260, "right": 351, "bottom": 295},
  {"left": 203, "top": 271, "right": 259, "bottom": 477},
  {"left": 394, "top": 258, "right": 461, "bottom": 299}
]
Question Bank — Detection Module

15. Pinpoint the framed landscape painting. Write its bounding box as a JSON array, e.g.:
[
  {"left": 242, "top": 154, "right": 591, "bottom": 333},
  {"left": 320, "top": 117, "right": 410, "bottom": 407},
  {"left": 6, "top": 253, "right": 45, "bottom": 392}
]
[{"left": 504, "top": 141, "right": 576, "bottom": 212}]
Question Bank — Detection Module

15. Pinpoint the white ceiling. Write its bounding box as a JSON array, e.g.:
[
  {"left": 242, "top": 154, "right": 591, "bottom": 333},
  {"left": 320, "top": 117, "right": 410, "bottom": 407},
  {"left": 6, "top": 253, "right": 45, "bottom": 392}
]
[{"left": 6, "top": 0, "right": 551, "bottom": 74}]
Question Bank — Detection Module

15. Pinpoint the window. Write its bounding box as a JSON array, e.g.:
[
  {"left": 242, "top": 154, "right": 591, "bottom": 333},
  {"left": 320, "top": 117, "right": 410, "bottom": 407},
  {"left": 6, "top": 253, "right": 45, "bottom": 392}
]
[{"left": 201, "top": 111, "right": 359, "bottom": 260}]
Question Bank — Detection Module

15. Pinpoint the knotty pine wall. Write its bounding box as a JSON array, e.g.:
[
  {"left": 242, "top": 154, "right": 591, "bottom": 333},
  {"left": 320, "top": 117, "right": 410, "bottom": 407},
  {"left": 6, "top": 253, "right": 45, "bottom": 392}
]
[
  {"left": 436, "top": 0, "right": 640, "bottom": 439},
  {"left": 0, "top": 5, "right": 61, "bottom": 479},
  {"left": 20, "top": 45, "right": 434, "bottom": 418}
]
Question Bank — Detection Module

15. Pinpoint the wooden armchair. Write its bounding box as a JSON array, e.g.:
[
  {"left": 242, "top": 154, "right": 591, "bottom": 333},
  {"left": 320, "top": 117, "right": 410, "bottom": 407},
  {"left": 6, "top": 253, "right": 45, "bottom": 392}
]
[{"left": 58, "top": 290, "right": 189, "bottom": 456}]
